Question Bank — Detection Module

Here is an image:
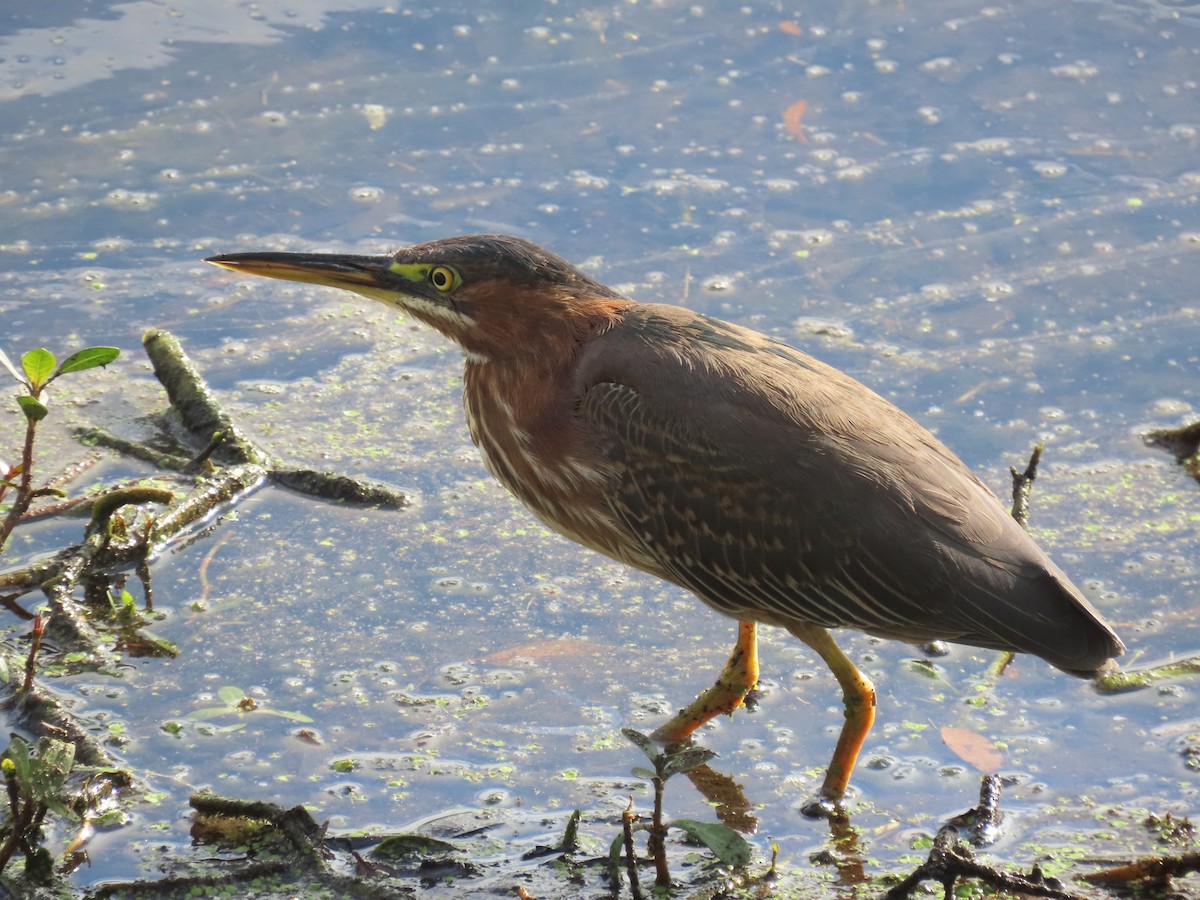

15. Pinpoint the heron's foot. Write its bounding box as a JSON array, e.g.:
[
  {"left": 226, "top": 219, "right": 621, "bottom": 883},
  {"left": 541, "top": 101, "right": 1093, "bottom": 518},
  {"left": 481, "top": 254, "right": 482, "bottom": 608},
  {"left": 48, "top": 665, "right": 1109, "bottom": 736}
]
[
  {"left": 648, "top": 722, "right": 689, "bottom": 748},
  {"left": 800, "top": 794, "right": 844, "bottom": 820},
  {"left": 652, "top": 620, "right": 760, "bottom": 744},
  {"left": 651, "top": 706, "right": 732, "bottom": 746},
  {"left": 650, "top": 678, "right": 757, "bottom": 746},
  {"left": 741, "top": 682, "right": 762, "bottom": 712},
  {"left": 649, "top": 727, "right": 680, "bottom": 748}
]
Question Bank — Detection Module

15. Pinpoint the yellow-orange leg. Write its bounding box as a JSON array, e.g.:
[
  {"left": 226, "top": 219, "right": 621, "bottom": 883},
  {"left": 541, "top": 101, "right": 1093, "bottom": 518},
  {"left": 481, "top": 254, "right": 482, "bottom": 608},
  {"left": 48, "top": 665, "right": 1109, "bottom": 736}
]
[
  {"left": 651, "top": 620, "right": 759, "bottom": 744},
  {"left": 787, "top": 622, "right": 876, "bottom": 809}
]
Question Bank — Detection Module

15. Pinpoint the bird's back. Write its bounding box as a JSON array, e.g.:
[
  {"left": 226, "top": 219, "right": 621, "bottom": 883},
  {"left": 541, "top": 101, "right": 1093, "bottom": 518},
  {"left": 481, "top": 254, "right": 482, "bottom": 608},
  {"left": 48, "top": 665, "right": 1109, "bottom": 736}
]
[{"left": 570, "top": 304, "right": 1123, "bottom": 676}]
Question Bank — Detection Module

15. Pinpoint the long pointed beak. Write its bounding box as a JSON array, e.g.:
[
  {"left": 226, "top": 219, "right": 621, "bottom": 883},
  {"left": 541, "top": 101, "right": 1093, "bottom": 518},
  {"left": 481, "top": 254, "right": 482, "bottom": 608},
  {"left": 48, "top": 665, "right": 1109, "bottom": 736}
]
[{"left": 205, "top": 252, "right": 396, "bottom": 292}]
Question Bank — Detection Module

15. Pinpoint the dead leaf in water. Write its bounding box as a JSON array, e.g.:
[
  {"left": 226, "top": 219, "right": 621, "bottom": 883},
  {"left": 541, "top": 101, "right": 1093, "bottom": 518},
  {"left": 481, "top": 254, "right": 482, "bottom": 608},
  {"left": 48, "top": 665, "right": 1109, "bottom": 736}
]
[
  {"left": 783, "top": 100, "right": 809, "bottom": 142},
  {"left": 941, "top": 726, "right": 1002, "bottom": 774},
  {"left": 485, "top": 636, "right": 601, "bottom": 664}
]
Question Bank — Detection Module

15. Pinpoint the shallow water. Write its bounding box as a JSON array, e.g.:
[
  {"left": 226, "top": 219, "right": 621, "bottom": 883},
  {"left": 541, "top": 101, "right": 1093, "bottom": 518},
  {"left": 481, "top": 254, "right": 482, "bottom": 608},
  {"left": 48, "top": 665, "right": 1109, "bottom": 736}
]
[{"left": 1, "top": 1, "right": 1198, "bottom": 895}]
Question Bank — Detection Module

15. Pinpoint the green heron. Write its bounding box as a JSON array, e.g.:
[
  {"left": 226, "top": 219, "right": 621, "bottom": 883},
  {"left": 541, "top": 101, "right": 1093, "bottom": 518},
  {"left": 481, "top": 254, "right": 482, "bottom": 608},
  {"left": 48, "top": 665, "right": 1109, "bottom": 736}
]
[{"left": 206, "top": 234, "right": 1124, "bottom": 810}]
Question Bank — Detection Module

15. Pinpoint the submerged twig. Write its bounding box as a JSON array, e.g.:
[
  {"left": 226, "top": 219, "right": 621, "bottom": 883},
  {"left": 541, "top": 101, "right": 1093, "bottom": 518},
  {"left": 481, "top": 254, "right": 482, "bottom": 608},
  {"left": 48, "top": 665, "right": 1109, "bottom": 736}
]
[
  {"left": 621, "top": 797, "right": 644, "bottom": 900},
  {"left": 971, "top": 775, "right": 1003, "bottom": 847},
  {"left": 272, "top": 467, "right": 409, "bottom": 509},
  {"left": 1009, "top": 443, "right": 1043, "bottom": 528},
  {"left": 189, "top": 792, "right": 325, "bottom": 855},
  {"left": 0, "top": 651, "right": 136, "bottom": 775},
  {"left": 885, "top": 825, "right": 1086, "bottom": 900},
  {"left": 147, "top": 463, "right": 266, "bottom": 547},
  {"left": 1, "top": 462, "right": 266, "bottom": 657},
  {"left": 1145, "top": 420, "right": 1200, "bottom": 483},
  {"left": 1082, "top": 850, "right": 1200, "bottom": 887},
  {"left": 74, "top": 426, "right": 193, "bottom": 471},
  {"left": 1096, "top": 657, "right": 1200, "bottom": 693},
  {"left": 141, "top": 329, "right": 411, "bottom": 508},
  {"left": 143, "top": 328, "right": 268, "bottom": 467}
]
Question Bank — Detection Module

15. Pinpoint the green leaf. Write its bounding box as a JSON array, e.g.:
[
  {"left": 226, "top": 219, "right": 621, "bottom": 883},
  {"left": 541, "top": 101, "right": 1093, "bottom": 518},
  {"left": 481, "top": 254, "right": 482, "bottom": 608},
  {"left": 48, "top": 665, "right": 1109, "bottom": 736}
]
[
  {"left": 672, "top": 819, "right": 752, "bottom": 867},
  {"left": 17, "top": 395, "right": 48, "bottom": 422},
  {"left": 21, "top": 348, "right": 55, "bottom": 390},
  {"left": 39, "top": 739, "right": 75, "bottom": 777},
  {"left": 4, "top": 735, "right": 33, "bottom": 785},
  {"left": 630, "top": 765, "right": 656, "bottom": 781},
  {"left": 55, "top": 346, "right": 120, "bottom": 376},
  {"left": 25, "top": 846, "right": 55, "bottom": 883},
  {"left": 621, "top": 727, "right": 659, "bottom": 763},
  {"left": 123, "top": 629, "right": 180, "bottom": 658},
  {"left": 29, "top": 739, "right": 75, "bottom": 800},
  {"left": 187, "top": 706, "right": 237, "bottom": 721},
  {"left": 258, "top": 708, "right": 315, "bottom": 723},
  {"left": 561, "top": 808, "right": 581, "bottom": 850},
  {"left": 187, "top": 710, "right": 236, "bottom": 724},
  {"left": 607, "top": 830, "right": 627, "bottom": 885},
  {"left": 217, "top": 686, "right": 248, "bottom": 705},
  {"left": 607, "top": 817, "right": 647, "bottom": 884},
  {"left": 43, "top": 795, "right": 81, "bottom": 822}
]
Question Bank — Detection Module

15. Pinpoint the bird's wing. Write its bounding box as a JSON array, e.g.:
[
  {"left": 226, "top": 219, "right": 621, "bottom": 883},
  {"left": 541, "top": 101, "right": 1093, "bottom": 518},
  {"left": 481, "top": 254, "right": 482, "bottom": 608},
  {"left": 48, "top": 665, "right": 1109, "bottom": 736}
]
[{"left": 574, "top": 305, "right": 1120, "bottom": 671}]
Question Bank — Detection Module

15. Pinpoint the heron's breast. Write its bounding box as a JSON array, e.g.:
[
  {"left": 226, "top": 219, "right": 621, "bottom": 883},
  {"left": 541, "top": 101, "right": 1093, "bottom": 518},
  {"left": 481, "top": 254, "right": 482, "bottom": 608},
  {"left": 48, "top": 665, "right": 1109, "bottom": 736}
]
[{"left": 462, "top": 373, "right": 642, "bottom": 566}]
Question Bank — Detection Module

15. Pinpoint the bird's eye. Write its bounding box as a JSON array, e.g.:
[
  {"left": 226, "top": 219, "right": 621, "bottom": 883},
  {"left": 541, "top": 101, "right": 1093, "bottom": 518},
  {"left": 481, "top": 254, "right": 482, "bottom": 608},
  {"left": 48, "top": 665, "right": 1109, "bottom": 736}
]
[{"left": 428, "top": 265, "right": 460, "bottom": 293}]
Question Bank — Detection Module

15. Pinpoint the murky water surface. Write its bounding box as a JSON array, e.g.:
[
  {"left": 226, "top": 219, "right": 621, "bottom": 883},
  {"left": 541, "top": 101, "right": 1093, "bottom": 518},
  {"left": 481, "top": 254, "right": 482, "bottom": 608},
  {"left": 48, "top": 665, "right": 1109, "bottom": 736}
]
[{"left": 1, "top": 1, "right": 1198, "bottom": 896}]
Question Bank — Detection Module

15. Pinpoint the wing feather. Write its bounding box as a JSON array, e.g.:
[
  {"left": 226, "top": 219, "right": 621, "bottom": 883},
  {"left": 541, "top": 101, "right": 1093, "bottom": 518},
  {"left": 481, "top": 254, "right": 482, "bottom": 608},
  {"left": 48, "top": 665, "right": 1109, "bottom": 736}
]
[{"left": 574, "top": 305, "right": 1123, "bottom": 674}]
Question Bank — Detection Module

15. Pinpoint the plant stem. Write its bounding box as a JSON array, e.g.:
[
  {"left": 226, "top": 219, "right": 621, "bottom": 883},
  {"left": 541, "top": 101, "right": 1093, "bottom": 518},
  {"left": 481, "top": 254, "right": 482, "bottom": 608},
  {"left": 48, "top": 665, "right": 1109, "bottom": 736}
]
[
  {"left": 22, "top": 614, "right": 45, "bottom": 692},
  {"left": 0, "top": 418, "right": 39, "bottom": 555},
  {"left": 621, "top": 797, "right": 643, "bottom": 900},
  {"left": 650, "top": 775, "right": 671, "bottom": 887}
]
